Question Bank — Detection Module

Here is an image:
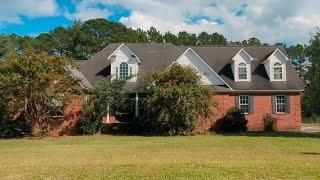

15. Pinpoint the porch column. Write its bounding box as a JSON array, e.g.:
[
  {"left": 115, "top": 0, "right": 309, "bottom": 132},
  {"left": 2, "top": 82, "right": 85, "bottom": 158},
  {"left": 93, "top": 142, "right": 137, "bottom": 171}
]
[
  {"left": 135, "top": 92, "right": 139, "bottom": 118},
  {"left": 106, "top": 104, "right": 110, "bottom": 123}
]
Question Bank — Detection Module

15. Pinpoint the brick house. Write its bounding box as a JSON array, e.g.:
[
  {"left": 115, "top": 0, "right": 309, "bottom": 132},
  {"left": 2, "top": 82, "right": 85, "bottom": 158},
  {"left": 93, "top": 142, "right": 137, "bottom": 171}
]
[{"left": 72, "top": 43, "right": 304, "bottom": 131}]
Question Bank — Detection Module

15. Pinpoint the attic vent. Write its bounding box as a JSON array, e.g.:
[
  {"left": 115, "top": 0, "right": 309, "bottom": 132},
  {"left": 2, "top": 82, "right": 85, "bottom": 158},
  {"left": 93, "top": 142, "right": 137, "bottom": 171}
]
[{"left": 131, "top": 54, "right": 136, "bottom": 58}]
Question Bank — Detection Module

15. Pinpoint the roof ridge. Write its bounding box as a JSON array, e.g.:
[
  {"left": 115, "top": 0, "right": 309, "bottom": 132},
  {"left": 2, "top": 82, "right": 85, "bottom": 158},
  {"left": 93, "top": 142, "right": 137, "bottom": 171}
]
[{"left": 184, "top": 45, "right": 280, "bottom": 48}]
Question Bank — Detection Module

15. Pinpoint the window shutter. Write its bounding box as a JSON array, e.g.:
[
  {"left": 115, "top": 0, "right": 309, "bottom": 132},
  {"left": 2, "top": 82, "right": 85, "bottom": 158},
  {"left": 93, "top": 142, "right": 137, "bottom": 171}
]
[
  {"left": 249, "top": 96, "right": 254, "bottom": 114},
  {"left": 272, "top": 96, "right": 276, "bottom": 114},
  {"left": 235, "top": 96, "right": 239, "bottom": 108},
  {"left": 285, "top": 96, "right": 290, "bottom": 114}
]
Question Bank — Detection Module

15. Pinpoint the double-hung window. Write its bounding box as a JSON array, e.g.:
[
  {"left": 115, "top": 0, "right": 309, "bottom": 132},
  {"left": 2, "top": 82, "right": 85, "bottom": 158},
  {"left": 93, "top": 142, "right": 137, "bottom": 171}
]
[
  {"left": 238, "top": 62, "right": 247, "bottom": 80},
  {"left": 273, "top": 62, "right": 283, "bottom": 80},
  {"left": 276, "top": 95, "right": 286, "bottom": 113},
  {"left": 239, "top": 96, "right": 249, "bottom": 113}
]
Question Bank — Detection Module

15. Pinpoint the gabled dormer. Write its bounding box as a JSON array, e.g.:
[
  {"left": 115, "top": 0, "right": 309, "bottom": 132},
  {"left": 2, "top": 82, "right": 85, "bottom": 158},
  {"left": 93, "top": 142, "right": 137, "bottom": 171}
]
[
  {"left": 263, "top": 48, "right": 288, "bottom": 81},
  {"left": 231, "top": 48, "right": 254, "bottom": 82},
  {"left": 108, "top": 44, "right": 140, "bottom": 82},
  {"left": 175, "top": 47, "right": 231, "bottom": 88}
]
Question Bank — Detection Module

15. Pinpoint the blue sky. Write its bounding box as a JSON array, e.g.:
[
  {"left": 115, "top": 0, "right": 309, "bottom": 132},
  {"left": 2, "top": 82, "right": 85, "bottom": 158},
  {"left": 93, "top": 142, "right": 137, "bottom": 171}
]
[{"left": 0, "top": 0, "right": 319, "bottom": 44}]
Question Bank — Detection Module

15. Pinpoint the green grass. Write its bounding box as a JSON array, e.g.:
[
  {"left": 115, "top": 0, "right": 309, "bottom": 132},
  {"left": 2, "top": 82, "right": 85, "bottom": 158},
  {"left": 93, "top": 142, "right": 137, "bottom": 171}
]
[{"left": 0, "top": 133, "right": 320, "bottom": 179}]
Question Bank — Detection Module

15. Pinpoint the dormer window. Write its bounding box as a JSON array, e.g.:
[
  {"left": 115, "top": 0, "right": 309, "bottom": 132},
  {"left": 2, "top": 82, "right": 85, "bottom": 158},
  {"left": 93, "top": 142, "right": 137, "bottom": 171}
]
[
  {"left": 120, "top": 62, "right": 128, "bottom": 78},
  {"left": 263, "top": 48, "right": 288, "bottom": 81},
  {"left": 273, "top": 62, "right": 283, "bottom": 80},
  {"left": 238, "top": 62, "right": 247, "bottom": 80},
  {"left": 232, "top": 48, "right": 253, "bottom": 82}
]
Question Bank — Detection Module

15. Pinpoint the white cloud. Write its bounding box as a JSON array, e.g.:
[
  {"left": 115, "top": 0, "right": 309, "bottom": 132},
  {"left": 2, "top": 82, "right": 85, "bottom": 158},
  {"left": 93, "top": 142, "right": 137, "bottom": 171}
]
[
  {"left": 59, "top": 0, "right": 320, "bottom": 44},
  {"left": 119, "top": 12, "right": 217, "bottom": 34},
  {"left": 0, "top": 0, "right": 58, "bottom": 25},
  {"left": 64, "top": 0, "right": 110, "bottom": 21}
]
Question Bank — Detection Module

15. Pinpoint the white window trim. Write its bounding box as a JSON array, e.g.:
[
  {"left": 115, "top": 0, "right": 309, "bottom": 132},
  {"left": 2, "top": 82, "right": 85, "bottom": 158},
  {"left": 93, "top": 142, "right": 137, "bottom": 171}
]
[
  {"left": 239, "top": 95, "right": 249, "bottom": 114},
  {"left": 275, "top": 95, "right": 286, "bottom": 114},
  {"left": 234, "top": 62, "right": 251, "bottom": 81},
  {"left": 237, "top": 62, "right": 249, "bottom": 80},
  {"left": 271, "top": 62, "right": 286, "bottom": 81}
]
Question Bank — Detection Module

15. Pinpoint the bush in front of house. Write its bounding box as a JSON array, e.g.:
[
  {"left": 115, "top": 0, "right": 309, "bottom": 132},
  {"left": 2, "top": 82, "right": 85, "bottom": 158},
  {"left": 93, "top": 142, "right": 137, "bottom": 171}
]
[
  {"left": 77, "top": 101, "right": 100, "bottom": 135},
  {"left": 263, "top": 113, "right": 277, "bottom": 132},
  {"left": 213, "top": 107, "right": 248, "bottom": 133},
  {"left": 77, "top": 77, "right": 131, "bottom": 135},
  {"left": 0, "top": 49, "right": 77, "bottom": 137},
  {"left": 139, "top": 64, "right": 217, "bottom": 135},
  {"left": 0, "top": 117, "right": 31, "bottom": 138}
]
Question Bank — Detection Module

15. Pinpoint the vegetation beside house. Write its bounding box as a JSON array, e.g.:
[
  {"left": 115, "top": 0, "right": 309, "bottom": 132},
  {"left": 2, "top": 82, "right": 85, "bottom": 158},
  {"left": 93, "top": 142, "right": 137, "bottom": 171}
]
[
  {"left": 140, "top": 64, "right": 216, "bottom": 135},
  {"left": 0, "top": 49, "right": 78, "bottom": 137}
]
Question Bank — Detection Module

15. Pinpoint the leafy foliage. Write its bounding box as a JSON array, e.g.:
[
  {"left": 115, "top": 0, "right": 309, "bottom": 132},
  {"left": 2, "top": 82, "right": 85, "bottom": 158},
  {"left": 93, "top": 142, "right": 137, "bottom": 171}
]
[
  {"left": 263, "top": 113, "right": 277, "bottom": 132},
  {"left": 77, "top": 77, "right": 131, "bottom": 135},
  {"left": 140, "top": 64, "right": 216, "bottom": 135},
  {"left": 0, "top": 49, "right": 77, "bottom": 137},
  {"left": 302, "top": 30, "right": 320, "bottom": 117},
  {"left": 213, "top": 107, "right": 248, "bottom": 133}
]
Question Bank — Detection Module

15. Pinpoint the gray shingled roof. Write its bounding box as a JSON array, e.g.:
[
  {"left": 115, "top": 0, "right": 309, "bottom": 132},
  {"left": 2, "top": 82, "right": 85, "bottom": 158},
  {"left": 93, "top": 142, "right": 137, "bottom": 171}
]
[
  {"left": 191, "top": 46, "right": 304, "bottom": 91},
  {"left": 77, "top": 43, "right": 304, "bottom": 92}
]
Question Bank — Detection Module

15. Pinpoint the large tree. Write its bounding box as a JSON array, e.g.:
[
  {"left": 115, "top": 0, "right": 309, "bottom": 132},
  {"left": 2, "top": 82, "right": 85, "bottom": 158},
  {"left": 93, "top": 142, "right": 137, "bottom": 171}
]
[
  {"left": 147, "top": 27, "right": 163, "bottom": 43},
  {"left": 0, "top": 49, "right": 77, "bottom": 136},
  {"left": 302, "top": 31, "right": 320, "bottom": 117},
  {"left": 177, "top": 31, "right": 197, "bottom": 46},
  {"left": 163, "top": 31, "right": 178, "bottom": 45},
  {"left": 140, "top": 64, "right": 216, "bottom": 135}
]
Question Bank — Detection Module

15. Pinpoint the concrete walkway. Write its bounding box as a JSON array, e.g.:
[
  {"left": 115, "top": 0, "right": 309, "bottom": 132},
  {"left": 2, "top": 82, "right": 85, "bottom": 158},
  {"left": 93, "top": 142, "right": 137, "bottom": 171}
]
[{"left": 301, "top": 123, "right": 320, "bottom": 133}]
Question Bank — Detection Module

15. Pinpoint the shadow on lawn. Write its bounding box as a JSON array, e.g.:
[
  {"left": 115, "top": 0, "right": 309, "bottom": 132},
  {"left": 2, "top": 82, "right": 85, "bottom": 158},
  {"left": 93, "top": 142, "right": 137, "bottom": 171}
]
[{"left": 222, "top": 131, "right": 320, "bottom": 139}]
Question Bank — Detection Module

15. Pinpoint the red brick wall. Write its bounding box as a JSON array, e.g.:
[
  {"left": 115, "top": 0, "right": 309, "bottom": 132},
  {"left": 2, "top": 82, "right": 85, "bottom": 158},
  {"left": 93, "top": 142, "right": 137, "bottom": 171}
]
[{"left": 195, "top": 93, "right": 302, "bottom": 133}]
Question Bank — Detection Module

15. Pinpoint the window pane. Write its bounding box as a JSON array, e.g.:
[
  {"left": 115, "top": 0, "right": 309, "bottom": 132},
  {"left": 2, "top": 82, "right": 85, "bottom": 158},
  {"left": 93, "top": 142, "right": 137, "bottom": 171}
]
[
  {"left": 274, "top": 67, "right": 282, "bottom": 79},
  {"left": 120, "top": 62, "right": 128, "bottom": 78},
  {"left": 238, "top": 67, "right": 247, "bottom": 79},
  {"left": 276, "top": 96, "right": 285, "bottom": 113},
  {"left": 239, "top": 96, "right": 249, "bottom": 113}
]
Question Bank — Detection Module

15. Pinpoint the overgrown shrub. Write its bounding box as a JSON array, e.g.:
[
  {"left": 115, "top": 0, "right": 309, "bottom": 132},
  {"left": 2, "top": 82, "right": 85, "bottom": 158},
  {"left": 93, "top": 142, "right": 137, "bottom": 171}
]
[
  {"left": 140, "top": 64, "right": 216, "bottom": 135},
  {"left": 213, "top": 107, "right": 248, "bottom": 133},
  {"left": 77, "top": 77, "right": 130, "bottom": 135},
  {"left": 0, "top": 49, "right": 77, "bottom": 137},
  {"left": 263, "top": 113, "right": 277, "bottom": 132},
  {"left": 77, "top": 101, "right": 100, "bottom": 135},
  {"left": 0, "top": 118, "right": 31, "bottom": 138}
]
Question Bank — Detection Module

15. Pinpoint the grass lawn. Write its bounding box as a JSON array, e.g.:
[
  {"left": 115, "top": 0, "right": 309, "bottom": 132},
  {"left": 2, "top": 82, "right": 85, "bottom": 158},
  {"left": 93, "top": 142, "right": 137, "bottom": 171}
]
[{"left": 0, "top": 133, "right": 320, "bottom": 179}]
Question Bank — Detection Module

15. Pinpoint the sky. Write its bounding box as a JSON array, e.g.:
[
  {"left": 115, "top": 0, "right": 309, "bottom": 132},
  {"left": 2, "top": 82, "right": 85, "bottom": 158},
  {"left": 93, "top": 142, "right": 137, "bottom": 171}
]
[{"left": 0, "top": 0, "right": 320, "bottom": 45}]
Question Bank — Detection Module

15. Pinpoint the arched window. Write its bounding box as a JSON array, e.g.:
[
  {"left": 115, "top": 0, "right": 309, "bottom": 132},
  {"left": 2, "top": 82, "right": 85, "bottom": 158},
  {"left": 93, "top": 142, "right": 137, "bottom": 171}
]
[
  {"left": 119, "top": 62, "right": 128, "bottom": 78},
  {"left": 238, "top": 62, "right": 247, "bottom": 80},
  {"left": 273, "top": 62, "right": 282, "bottom": 80}
]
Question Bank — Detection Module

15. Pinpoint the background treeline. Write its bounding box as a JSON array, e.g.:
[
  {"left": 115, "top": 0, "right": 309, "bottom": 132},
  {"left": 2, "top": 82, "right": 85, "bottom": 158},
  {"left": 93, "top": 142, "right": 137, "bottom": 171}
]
[
  {"left": 0, "top": 18, "right": 318, "bottom": 120},
  {"left": 0, "top": 18, "right": 305, "bottom": 63}
]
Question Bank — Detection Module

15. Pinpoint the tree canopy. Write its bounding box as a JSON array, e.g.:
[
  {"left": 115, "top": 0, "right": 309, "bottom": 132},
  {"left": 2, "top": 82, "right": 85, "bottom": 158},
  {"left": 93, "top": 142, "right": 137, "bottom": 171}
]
[
  {"left": 140, "top": 64, "right": 216, "bottom": 135},
  {"left": 0, "top": 49, "right": 78, "bottom": 136}
]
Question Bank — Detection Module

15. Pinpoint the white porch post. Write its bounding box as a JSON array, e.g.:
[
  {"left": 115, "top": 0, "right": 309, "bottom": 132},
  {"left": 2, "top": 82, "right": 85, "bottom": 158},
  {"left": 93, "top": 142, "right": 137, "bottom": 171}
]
[
  {"left": 135, "top": 93, "right": 139, "bottom": 118},
  {"left": 106, "top": 104, "right": 110, "bottom": 123}
]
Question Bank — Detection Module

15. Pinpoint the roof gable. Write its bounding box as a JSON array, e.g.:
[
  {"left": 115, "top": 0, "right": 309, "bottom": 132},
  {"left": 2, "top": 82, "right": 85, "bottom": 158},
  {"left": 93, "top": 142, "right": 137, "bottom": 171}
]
[
  {"left": 232, "top": 48, "right": 254, "bottom": 63},
  {"left": 175, "top": 48, "right": 230, "bottom": 87},
  {"left": 266, "top": 48, "right": 289, "bottom": 62},
  {"left": 108, "top": 43, "right": 141, "bottom": 64}
]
